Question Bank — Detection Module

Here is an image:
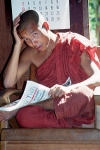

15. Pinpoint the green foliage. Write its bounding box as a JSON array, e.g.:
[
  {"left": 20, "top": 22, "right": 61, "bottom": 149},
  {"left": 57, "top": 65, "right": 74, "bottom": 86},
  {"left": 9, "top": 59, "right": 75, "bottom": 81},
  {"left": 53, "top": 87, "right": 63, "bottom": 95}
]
[{"left": 89, "top": 0, "right": 100, "bottom": 31}]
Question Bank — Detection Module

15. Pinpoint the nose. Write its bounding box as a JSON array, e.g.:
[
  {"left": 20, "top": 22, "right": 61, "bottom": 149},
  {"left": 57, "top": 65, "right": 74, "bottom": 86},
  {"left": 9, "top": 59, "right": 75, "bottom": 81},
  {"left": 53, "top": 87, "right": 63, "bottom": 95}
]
[
  {"left": 31, "top": 38, "right": 38, "bottom": 46},
  {"left": 31, "top": 38, "right": 38, "bottom": 44}
]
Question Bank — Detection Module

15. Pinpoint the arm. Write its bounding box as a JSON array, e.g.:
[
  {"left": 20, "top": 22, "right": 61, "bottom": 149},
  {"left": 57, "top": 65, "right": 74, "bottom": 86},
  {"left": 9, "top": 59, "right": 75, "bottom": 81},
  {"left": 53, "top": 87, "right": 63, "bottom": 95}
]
[
  {"left": 71, "top": 51, "right": 100, "bottom": 89},
  {"left": 3, "top": 16, "right": 31, "bottom": 88},
  {"left": 49, "top": 51, "right": 100, "bottom": 98},
  {"left": 3, "top": 46, "right": 32, "bottom": 88}
]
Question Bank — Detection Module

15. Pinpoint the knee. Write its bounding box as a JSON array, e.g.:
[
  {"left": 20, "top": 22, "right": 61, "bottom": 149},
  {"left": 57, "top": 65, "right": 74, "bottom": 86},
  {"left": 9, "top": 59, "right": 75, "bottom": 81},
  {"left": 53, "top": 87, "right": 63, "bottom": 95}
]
[
  {"left": 16, "top": 105, "right": 46, "bottom": 128},
  {"left": 55, "top": 86, "right": 94, "bottom": 119},
  {"left": 72, "top": 85, "right": 94, "bottom": 103},
  {"left": 16, "top": 107, "right": 28, "bottom": 127}
]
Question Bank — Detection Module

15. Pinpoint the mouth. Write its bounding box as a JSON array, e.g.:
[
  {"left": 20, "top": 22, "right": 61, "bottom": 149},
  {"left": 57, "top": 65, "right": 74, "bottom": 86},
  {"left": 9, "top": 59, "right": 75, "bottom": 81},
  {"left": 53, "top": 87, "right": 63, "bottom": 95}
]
[{"left": 36, "top": 45, "right": 42, "bottom": 51}]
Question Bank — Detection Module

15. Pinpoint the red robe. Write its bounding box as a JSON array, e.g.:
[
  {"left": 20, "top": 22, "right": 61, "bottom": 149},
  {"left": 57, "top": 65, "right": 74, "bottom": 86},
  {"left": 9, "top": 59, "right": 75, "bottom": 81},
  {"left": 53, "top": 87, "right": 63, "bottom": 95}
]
[
  {"left": 16, "top": 32, "right": 100, "bottom": 128},
  {"left": 36, "top": 32, "right": 100, "bottom": 87}
]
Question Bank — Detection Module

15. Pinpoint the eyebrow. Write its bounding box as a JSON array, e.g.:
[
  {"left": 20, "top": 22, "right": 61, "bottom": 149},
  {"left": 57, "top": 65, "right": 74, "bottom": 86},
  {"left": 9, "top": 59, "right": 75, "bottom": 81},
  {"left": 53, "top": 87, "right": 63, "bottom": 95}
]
[
  {"left": 29, "top": 30, "right": 36, "bottom": 35},
  {"left": 20, "top": 30, "right": 36, "bottom": 39}
]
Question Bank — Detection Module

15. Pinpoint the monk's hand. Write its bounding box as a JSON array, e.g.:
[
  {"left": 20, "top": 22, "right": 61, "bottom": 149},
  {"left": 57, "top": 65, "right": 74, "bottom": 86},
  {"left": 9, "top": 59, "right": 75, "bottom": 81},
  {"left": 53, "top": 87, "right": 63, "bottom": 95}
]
[
  {"left": 49, "top": 84, "right": 71, "bottom": 98},
  {"left": 13, "top": 13, "right": 24, "bottom": 47}
]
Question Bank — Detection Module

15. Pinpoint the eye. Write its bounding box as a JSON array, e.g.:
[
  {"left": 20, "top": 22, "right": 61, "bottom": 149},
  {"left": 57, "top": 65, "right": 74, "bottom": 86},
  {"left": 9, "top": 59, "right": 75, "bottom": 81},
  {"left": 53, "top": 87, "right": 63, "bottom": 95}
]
[
  {"left": 33, "top": 32, "right": 37, "bottom": 37},
  {"left": 24, "top": 38, "right": 29, "bottom": 41}
]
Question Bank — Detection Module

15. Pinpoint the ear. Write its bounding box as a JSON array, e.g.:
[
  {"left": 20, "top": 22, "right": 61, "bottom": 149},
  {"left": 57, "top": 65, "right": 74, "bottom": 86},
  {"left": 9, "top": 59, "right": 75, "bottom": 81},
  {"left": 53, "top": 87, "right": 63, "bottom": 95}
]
[{"left": 42, "top": 22, "right": 50, "bottom": 30}]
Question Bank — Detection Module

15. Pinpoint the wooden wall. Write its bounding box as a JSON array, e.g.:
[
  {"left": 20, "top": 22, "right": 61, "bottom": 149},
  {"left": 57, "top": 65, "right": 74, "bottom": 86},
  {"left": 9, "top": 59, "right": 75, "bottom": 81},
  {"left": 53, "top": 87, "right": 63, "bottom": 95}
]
[
  {"left": 58, "top": 0, "right": 89, "bottom": 38},
  {"left": 0, "top": 0, "right": 89, "bottom": 89},
  {"left": 0, "top": 0, "right": 13, "bottom": 74}
]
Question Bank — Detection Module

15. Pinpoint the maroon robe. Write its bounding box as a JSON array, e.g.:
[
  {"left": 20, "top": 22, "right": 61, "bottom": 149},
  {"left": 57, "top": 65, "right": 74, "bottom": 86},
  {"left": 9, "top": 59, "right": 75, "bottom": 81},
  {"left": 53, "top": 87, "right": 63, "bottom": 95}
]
[
  {"left": 16, "top": 32, "right": 100, "bottom": 128},
  {"left": 36, "top": 32, "right": 100, "bottom": 87}
]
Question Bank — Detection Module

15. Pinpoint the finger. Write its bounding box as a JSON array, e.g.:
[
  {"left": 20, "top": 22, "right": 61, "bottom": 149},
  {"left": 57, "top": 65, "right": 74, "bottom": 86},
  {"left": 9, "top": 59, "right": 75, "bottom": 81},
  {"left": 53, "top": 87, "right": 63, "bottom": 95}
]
[
  {"left": 48, "top": 86, "right": 56, "bottom": 96},
  {"left": 13, "top": 12, "right": 22, "bottom": 23},
  {"left": 13, "top": 16, "right": 20, "bottom": 23},
  {"left": 58, "top": 92, "right": 64, "bottom": 97},
  {"left": 50, "top": 87, "right": 59, "bottom": 98},
  {"left": 53, "top": 87, "right": 61, "bottom": 97},
  {"left": 49, "top": 84, "right": 62, "bottom": 98},
  {"left": 13, "top": 20, "right": 20, "bottom": 28},
  {"left": 14, "top": 12, "right": 21, "bottom": 21},
  {"left": 13, "top": 25, "right": 19, "bottom": 31},
  {"left": 55, "top": 87, "right": 68, "bottom": 97},
  {"left": 14, "top": 17, "right": 20, "bottom": 23},
  {"left": 49, "top": 84, "right": 59, "bottom": 94},
  {"left": 13, "top": 24, "right": 20, "bottom": 33},
  {"left": 13, "top": 17, "right": 20, "bottom": 27}
]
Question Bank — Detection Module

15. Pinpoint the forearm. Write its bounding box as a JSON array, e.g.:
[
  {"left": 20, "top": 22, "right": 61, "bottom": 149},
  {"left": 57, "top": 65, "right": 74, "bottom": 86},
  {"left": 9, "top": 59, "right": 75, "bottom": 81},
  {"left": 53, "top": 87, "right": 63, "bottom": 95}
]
[
  {"left": 3, "top": 44, "right": 22, "bottom": 88},
  {"left": 70, "top": 71, "right": 100, "bottom": 90}
]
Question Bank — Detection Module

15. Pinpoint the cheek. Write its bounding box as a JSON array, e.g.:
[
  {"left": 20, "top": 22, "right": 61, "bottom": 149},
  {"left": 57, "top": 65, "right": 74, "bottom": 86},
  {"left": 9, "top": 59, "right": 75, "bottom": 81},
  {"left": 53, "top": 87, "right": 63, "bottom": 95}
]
[
  {"left": 45, "top": 37, "right": 50, "bottom": 46},
  {"left": 25, "top": 41, "right": 33, "bottom": 47},
  {"left": 40, "top": 31, "right": 49, "bottom": 43},
  {"left": 41, "top": 35, "right": 49, "bottom": 45}
]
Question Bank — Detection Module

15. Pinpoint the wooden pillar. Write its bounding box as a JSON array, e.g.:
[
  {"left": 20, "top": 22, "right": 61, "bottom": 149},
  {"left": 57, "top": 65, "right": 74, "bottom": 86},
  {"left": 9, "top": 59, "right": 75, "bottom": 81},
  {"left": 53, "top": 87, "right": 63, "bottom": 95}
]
[{"left": 0, "top": 0, "right": 13, "bottom": 74}]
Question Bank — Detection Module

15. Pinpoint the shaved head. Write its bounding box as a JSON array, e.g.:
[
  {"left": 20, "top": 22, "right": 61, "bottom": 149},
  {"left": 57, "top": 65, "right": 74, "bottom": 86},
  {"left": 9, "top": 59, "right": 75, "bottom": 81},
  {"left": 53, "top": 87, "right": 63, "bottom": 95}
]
[{"left": 17, "top": 10, "right": 45, "bottom": 33}]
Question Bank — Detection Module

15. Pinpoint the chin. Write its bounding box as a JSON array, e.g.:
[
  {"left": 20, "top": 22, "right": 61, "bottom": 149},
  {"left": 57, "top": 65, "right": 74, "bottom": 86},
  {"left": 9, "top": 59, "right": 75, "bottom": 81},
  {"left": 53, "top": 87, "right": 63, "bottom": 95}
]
[{"left": 38, "top": 49, "right": 46, "bottom": 52}]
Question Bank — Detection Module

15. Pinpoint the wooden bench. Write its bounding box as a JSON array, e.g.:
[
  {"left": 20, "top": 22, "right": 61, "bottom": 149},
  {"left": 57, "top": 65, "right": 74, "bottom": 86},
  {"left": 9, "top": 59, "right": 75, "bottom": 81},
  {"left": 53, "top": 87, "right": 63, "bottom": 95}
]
[{"left": 0, "top": 69, "right": 100, "bottom": 150}]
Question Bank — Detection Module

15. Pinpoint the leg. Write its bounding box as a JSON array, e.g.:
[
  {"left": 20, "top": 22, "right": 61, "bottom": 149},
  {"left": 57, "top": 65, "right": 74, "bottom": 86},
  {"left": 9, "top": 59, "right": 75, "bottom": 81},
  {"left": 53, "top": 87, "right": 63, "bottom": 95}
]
[
  {"left": 54, "top": 86, "right": 94, "bottom": 125},
  {"left": 16, "top": 86, "right": 94, "bottom": 128},
  {"left": 16, "top": 105, "right": 71, "bottom": 128},
  {"left": 33, "top": 98, "right": 54, "bottom": 110}
]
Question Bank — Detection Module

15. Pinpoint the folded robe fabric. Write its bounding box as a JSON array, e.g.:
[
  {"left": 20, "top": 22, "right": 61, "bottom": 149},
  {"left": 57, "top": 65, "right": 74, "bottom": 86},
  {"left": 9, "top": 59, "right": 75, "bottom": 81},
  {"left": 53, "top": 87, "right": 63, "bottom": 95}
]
[
  {"left": 16, "top": 32, "right": 100, "bottom": 128},
  {"left": 16, "top": 86, "right": 94, "bottom": 128},
  {"left": 36, "top": 32, "right": 100, "bottom": 124},
  {"left": 36, "top": 32, "right": 100, "bottom": 87}
]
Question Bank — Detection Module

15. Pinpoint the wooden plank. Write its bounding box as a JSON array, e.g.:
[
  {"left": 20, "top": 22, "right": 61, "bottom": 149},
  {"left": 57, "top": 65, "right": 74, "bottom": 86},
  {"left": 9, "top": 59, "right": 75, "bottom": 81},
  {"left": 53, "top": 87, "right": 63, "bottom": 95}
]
[
  {"left": 1, "top": 142, "right": 100, "bottom": 150},
  {"left": 1, "top": 141, "right": 6, "bottom": 150},
  {"left": 1, "top": 128, "right": 100, "bottom": 141},
  {"left": 82, "top": 0, "right": 89, "bottom": 38},
  {"left": 30, "top": 64, "right": 37, "bottom": 81}
]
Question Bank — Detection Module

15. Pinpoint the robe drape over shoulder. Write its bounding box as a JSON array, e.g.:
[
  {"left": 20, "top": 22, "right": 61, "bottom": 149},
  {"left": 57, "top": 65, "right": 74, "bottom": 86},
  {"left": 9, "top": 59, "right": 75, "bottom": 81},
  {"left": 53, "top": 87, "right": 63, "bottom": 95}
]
[
  {"left": 36, "top": 32, "right": 99, "bottom": 124},
  {"left": 36, "top": 32, "right": 99, "bottom": 87},
  {"left": 16, "top": 32, "right": 100, "bottom": 128}
]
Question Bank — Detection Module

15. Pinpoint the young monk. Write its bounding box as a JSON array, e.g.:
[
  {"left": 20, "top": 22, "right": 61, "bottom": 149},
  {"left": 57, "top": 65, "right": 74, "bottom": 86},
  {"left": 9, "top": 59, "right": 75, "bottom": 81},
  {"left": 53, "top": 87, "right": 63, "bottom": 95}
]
[{"left": 1, "top": 10, "right": 100, "bottom": 128}]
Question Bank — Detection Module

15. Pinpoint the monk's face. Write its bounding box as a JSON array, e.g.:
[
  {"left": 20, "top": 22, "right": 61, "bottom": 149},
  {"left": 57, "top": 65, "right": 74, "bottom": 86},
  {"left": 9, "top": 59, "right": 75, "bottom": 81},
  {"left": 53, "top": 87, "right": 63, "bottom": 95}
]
[{"left": 19, "top": 22, "right": 50, "bottom": 51}]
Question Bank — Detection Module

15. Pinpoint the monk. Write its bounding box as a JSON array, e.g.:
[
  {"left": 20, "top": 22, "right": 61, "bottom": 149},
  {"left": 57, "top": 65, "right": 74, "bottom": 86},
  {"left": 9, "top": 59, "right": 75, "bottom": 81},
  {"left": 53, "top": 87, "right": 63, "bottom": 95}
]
[{"left": 1, "top": 10, "right": 100, "bottom": 128}]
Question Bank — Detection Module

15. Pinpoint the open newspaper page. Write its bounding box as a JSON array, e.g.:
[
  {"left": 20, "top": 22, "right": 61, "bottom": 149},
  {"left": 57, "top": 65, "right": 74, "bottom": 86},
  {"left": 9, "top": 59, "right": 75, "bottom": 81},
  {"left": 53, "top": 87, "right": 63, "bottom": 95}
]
[
  {"left": 0, "top": 81, "right": 51, "bottom": 111},
  {"left": 0, "top": 77, "right": 72, "bottom": 112}
]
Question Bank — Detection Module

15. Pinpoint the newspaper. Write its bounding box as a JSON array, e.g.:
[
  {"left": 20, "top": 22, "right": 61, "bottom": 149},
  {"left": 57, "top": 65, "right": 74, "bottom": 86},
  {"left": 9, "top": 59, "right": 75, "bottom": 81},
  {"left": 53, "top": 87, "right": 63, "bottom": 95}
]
[
  {"left": 0, "top": 77, "right": 71, "bottom": 111},
  {"left": 0, "top": 81, "right": 50, "bottom": 111}
]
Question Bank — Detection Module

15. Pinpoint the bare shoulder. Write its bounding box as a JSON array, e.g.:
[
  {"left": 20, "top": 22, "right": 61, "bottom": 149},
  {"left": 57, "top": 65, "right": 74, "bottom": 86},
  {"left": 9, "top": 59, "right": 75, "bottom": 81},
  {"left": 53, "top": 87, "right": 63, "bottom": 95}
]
[
  {"left": 81, "top": 51, "right": 93, "bottom": 76},
  {"left": 20, "top": 47, "right": 36, "bottom": 62},
  {"left": 81, "top": 51, "right": 91, "bottom": 61},
  {"left": 81, "top": 51, "right": 91, "bottom": 66},
  {"left": 81, "top": 51, "right": 99, "bottom": 76}
]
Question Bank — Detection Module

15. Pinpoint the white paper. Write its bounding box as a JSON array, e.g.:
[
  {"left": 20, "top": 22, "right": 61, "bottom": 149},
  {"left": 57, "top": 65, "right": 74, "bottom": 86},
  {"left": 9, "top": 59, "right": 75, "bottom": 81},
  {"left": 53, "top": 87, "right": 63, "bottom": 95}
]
[
  {"left": 11, "top": 0, "right": 70, "bottom": 30},
  {"left": 0, "top": 81, "right": 50, "bottom": 111},
  {"left": 0, "top": 78, "right": 71, "bottom": 112}
]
